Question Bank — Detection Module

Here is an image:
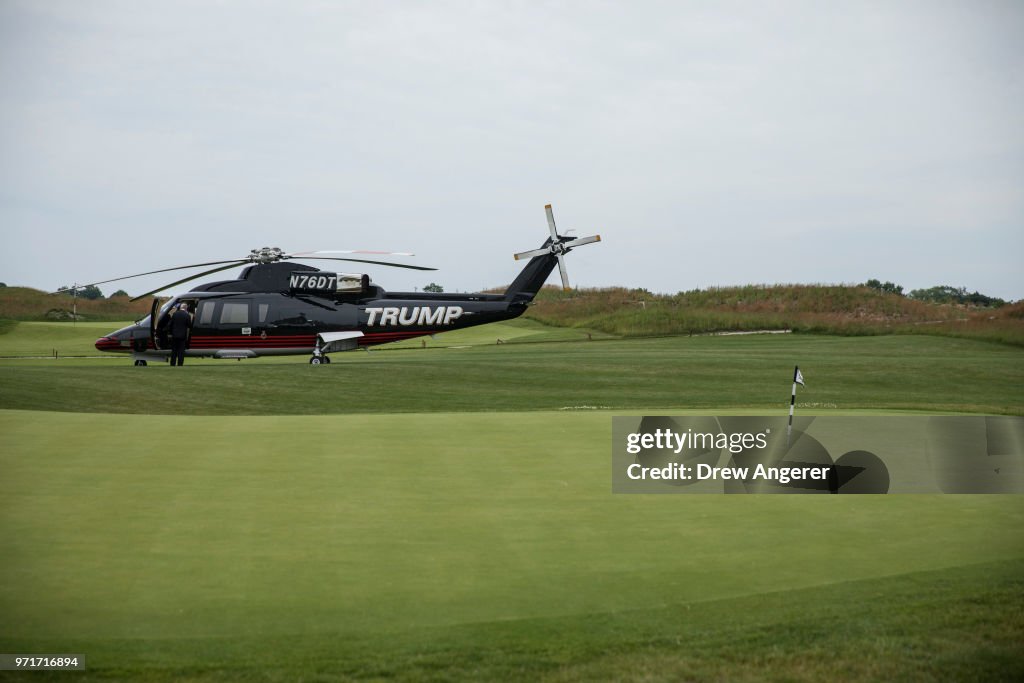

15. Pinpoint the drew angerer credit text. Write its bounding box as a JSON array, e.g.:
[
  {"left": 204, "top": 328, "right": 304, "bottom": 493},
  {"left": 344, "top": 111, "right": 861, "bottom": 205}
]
[{"left": 624, "top": 427, "right": 829, "bottom": 483}]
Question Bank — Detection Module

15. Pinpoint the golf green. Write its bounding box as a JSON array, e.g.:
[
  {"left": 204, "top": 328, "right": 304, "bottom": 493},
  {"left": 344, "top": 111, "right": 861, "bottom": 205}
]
[{"left": 2, "top": 411, "right": 1020, "bottom": 646}]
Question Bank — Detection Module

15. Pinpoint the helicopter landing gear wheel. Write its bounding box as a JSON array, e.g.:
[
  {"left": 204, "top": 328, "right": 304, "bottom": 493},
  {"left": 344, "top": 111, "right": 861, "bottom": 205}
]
[
  {"left": 309, "top": 356, "right": 322, "bottom": 365},
  {"left": 134, "top": 360, "right": 147, "bottom": 366},
  {"left": 322, "top": 355, "right": 331, "bottom": 364}
]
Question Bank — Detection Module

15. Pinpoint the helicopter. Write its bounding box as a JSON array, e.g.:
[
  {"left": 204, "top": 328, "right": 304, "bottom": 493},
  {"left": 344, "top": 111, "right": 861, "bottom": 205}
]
[{"left": 89, "top": 205, "right": 601, "bottom": 365}]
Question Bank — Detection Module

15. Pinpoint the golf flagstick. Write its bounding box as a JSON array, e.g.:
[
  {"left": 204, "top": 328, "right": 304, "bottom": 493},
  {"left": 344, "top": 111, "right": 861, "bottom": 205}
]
[{"left": 787, "top": 365, "right": 805, "bottom": 448}]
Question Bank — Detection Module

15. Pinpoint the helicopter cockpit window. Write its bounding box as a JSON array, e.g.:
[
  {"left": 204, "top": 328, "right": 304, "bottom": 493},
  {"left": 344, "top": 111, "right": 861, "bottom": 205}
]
[
  {"left": 219, "top": 302, "right": 249, "bottom": 325},
  {"left": 197, "top": 301, "right": 215, "bottom": 326},
  {"left": 257, "top": 303, "right": 269, "bottom": 323}
]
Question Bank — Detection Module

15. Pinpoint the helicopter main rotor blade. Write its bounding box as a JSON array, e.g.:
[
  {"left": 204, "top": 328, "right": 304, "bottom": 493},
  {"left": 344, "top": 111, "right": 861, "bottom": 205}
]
[
  {"left": 291, "top": 250, "right": 416, "bottom": 257},
  {"left": 129, "top": 261, "right": 250, "bottom": 301},
  {"left": 52, "top": 259, "right": 252, "bottom": 293},
  {"left": 292, "top": 257, "right": 437, "bottom": 271},
  {"left": 61, "top": 244, "right": 433, "bottom": 299}
]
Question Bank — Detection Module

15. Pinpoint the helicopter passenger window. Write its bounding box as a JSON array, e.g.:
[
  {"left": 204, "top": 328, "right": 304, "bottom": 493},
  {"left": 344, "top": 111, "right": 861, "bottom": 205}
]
[
  {"left": 219, "top": 302, "right": 249, "bottom": 325},
  {"left": 258, "top": 303, "right": 269, "bottom": 323},
  {"left": 197, "top": 301, "right": 215, "bottom": 326}
]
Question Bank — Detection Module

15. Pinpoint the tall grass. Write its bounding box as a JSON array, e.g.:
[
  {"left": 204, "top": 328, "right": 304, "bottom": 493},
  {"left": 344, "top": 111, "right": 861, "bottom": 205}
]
[
  {"left": 526, "top": 285, "right": 1024, "bottom": 346},
  {"left": 0, "top": 287, "right": 151, "bottom": 321},
  {"left": 3, "top": 283, "right": 1020, "bottom": 345}
]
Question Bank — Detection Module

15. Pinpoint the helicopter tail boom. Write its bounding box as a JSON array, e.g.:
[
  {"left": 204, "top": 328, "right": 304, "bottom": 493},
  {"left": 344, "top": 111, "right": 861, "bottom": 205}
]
[{"left": 503, "top": 250, "right": 562, "bottom": 303}]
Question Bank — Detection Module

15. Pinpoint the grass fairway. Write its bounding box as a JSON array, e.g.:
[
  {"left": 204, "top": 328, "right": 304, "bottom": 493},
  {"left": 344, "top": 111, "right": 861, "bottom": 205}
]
[
  {"left": 1, "top": 333, "right": 1022, "bottom": 415},
  {"left": 0, "top": 320, "right": 126, "bottom": 358},
  {"left": 1, "top": 410, "right": 1022, "bottom": 681}
]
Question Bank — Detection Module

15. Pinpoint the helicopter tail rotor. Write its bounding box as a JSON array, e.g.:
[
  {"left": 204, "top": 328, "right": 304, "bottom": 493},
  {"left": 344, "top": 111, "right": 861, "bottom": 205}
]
[{"left": 513, "top": 204, "right": 601, "bottom": 290}]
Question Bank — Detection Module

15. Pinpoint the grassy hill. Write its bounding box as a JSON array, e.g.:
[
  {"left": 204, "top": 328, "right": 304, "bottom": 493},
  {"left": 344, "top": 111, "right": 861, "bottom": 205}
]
[
  {"left": 0, "top": 286, "right": 151, "bottom": 322},
  {"left": 2, "top": 283, "right": 1021, "bottom": 345},
  {"left": 525, "top": 284, "right": 1024, "bottom": 346}
]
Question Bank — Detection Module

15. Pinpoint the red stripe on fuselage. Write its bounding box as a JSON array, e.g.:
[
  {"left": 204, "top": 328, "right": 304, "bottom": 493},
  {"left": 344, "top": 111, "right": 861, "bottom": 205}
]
[{"left": 97, "top": 329, "right": 443, "bottom": 354}]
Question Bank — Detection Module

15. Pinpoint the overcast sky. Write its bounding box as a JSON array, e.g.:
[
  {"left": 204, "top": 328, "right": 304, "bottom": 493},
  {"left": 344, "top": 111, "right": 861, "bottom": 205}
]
[{"left": 1, "top": 0, "right": 1022, "bottom": 300}]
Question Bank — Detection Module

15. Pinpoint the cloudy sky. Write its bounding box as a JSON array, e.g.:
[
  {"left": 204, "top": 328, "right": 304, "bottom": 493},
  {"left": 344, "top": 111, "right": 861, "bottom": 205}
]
[{"left": 1, "top": 0, "right": 1022, "bottom": 300}]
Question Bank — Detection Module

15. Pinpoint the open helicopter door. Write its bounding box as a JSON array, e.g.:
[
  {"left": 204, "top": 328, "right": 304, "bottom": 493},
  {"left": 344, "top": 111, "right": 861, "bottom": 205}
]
[{"left": 149, "top": 298, "right": 161, "bottom": 350}]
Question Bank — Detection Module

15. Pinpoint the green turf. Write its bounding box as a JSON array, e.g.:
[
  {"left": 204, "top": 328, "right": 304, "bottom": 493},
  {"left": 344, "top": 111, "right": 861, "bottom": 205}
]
[
  {"left": 1, "top": 410, "right": 1022, "bottom": 681},
  {"left": 1, "top": 333, "right": 1021, "bottom": 415},
  {"left": 1, "top": 323, "right": 1022, "bottom": 681},
  {"left": 0, "top": 320, "right": 126, "bottom": 357},
  {"left": 2, "top": 563, "right": 1021, "bottom": 681}
]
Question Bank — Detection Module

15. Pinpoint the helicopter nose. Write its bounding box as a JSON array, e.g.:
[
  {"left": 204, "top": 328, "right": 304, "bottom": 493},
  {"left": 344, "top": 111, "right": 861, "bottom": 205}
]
[{"left": 95, "top": 336, "right": 121, "bottom": 352}]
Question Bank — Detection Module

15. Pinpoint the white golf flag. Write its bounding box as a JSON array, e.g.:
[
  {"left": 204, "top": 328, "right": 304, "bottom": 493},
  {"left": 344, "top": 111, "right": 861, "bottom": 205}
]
[{"left": 795, "top": 368, "right": 805, "bottom": 386}]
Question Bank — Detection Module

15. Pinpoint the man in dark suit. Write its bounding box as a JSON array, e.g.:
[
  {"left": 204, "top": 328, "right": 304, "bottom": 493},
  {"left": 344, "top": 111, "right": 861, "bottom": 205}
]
[{"left": 168, "top": 304, "right": 192, "bottom": 366}]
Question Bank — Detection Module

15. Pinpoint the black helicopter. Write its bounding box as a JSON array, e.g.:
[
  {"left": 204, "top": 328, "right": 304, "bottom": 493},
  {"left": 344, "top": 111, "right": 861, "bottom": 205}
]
[{"left": 90, "top": 205, "right": 601, "bottom": 365}]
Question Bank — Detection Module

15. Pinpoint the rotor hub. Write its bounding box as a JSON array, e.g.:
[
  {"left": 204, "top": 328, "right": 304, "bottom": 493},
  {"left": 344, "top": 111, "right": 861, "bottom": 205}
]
[{"left": 249, "top": 247, "right": 285, "bottom": 264}]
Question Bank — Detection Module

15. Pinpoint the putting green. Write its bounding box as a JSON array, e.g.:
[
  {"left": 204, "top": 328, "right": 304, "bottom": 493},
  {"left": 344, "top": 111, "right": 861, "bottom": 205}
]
[{"left": 2, "top": 409, "right": 1021, "bottom": 649}]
